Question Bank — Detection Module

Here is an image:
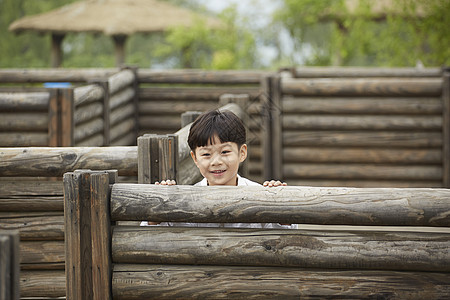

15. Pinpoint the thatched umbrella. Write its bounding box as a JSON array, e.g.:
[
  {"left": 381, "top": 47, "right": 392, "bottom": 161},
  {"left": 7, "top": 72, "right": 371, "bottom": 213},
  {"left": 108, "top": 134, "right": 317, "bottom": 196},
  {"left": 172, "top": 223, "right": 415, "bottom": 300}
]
[{"left": 9, "top": 0, "right": 222, "bottom": 67}]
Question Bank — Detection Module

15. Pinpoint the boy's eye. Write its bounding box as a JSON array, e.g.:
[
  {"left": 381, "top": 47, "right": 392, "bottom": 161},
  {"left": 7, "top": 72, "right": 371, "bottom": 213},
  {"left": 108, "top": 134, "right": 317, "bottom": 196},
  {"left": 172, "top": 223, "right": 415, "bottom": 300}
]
[
  {"left": 222, "top": 150, "right": 231, "bottom": 154},
  {"left": 201, "top": 153, "right": 210, "bottom": 157}
]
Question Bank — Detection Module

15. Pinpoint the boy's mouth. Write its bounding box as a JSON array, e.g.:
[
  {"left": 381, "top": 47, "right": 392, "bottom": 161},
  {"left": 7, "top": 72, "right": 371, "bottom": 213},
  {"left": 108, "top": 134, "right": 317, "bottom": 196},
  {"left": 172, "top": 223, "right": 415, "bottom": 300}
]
[{"left": 210, "top": 170, "right": 226, "bottom": 175}]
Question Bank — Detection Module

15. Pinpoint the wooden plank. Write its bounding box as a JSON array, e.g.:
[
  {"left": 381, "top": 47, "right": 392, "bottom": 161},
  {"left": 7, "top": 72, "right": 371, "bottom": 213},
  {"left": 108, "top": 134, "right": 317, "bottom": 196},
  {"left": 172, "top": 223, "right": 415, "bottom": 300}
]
[
  {"left": 281, "top": 78, "right": 442, "bottom": 97},
  {"left": 0, "top": 195, "right": 63, "bottom": 212},
  {"left": 283, "top": 163, "right": 442, "bottom": 181},
  {"left": 20, "top": 270, "right": 66, "bottom": 298},
  {"left": 20, "top": 240, "right": 65, "bottom": 269},
  {"left": 0, "top": 147, "right": 137, "bottom": 177},
  {"left": 0, "top": 112, "right": 48, "bottom": 131},
  {"left": 137, "top": 136, "right": 152, "bottom": 184},
  {"left": 282, "top": 96, "right": 442, "bottom": 115},
  {"left": 283, "top": 115, "right": 442, "bottom": 131},
  {"left": 283, "top": 130, "right": 442, "bottom": 148},
  {"left": 60, "top": 88, "right": 74, "bottom": 146},
  {"left": 283, "top": 147, "right": 441, "bottom": 164},
  {"left": 0, "top": 215, "right": 64, "bottom": 241},
  {"left": 443, "top": 72, "right": 450, "bottom": 187},
  {"left": 113, "top": 264, "right": 450, "bottom": 299},
  {"left": 112, "top": 227, "right": 450, "bottom": 272},
  {"left": 0, "top": 181, "right": 62, "bottom": 196},
  {"left": 293, "top": 67, "right": 443, "bottom": 78},
  {"left": 110, "top": 184, "right": 450, "bottom": 226},
  {"left": 0, "top": 92, "right": 49, "bottom": 111}
]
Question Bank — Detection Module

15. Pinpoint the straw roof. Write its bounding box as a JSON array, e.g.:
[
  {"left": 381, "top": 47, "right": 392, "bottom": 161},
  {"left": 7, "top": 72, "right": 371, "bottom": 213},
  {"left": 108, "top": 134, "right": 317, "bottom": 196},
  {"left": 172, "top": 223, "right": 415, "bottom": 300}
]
[{"left": 9, "top": 0, "right": 222, "bottom": 36}]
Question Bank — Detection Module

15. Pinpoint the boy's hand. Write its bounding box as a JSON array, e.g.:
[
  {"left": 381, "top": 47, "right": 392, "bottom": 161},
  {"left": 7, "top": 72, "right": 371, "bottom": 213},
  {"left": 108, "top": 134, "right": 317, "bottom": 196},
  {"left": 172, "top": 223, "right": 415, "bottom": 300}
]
[
  {"left": 263, "top": 180, "right": 287, "bottom": 187},
  {"left": 155, "top": 180, "right": 176, "bottom": 185}
]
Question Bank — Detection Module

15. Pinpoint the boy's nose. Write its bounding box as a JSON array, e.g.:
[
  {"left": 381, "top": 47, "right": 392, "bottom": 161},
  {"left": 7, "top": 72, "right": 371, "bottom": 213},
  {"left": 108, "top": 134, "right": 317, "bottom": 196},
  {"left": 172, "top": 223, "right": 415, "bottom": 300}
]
[{"left": 211, "top": 154, "right": 222, "bottom": 165}]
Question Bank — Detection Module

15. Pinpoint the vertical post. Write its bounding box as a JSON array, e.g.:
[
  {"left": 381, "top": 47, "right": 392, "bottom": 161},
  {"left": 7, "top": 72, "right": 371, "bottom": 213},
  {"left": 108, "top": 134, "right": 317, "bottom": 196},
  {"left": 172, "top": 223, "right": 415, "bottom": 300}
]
[
  {"left": 125, "top": 66, "right": 140, "bottom": 145},
  {"left": 443, "top": 72, "right": 450, "bottom": 187},
  {"left": 91, "top": 170, "right": 117, "bottom": 300},
  {"left": 271, "top": 75, "right": 283, "bottom": 180},
  {"left": 261, "top": 75, "right": 273, "bottom": 180},
  {"left": 0, "top": 230, "right": 20, "bottom": 300},
  {"left": 60, "top": 88, "right": 75, "bottom": 146},
  {"left": 48, "top": 89, "right": 59, "bottom": 147},
  {"left": 98, "top": 81, "right": 111, "bottom": 146}
]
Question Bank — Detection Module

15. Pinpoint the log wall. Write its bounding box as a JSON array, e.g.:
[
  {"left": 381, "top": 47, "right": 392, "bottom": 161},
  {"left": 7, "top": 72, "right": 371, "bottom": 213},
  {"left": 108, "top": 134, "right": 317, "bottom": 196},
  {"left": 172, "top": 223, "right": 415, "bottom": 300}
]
[{"left": 264, "top": 67, "right": 449, "bottom": 187}]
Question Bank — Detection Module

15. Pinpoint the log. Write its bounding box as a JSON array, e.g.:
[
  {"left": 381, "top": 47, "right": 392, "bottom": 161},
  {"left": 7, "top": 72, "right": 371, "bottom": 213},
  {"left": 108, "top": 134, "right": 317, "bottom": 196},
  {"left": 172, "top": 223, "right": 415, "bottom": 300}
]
[
  {"left": 283, "top": 130, "right": 442, "bottom": 147},
  {"left": 109, "top": 86, "right": 135, "bottom": 110},
  {"left": 109, "top": 133, "right": 136, "bottom": 147},
  {"left": 283, "top": 147, "right": 441, "bottom": 164},
  {"left": 110, "top": 102, "right": 134, "bottom": 126},
  {"left": 112, "top": 264, "right": 450, "bottom": 300},
  {"left": 74, "top": 101, "right": 103, "bottom": 125},
  {"left": 281, "top": 78, "right": 442, "bottom": 96},
  {"left": 110, "top": 118, "right": 136, "bottom": 143},
  {"left": 112, "top": 227, "right": 450, "bottom": 272},
  {"left": 282, "top": 96, "right": 442, "bottom": 115},
  {"left": 110, "top": 184, "right": 450, "bottom": 226},
  {"left": 139, "top": 100, "right": 217, "bottom": 115},
  {"left": 74, "top": 117, "right": 103, "bottom": 143},
  {"left": 0, "top": 146, "right": 137, "bottom": 177},
  {"left": 75, "top": 134, "right": 104, "bottom": 147},
  {"left": 283, "top": 163, "right": 442, "bottom": 181},
  {"left": 20, "top": 270, "right": 66, "bottom": 298},
  {"left": 20, "top": 240, "right": 65, "bottom": 269},
  {"left": 177, "top": 157, "right": 202, "bottom": 185},
  {"left": 0, "top": 68, "right": 118, "bottom": 83},
  {"left": 293, "top": 67, "right": 443, "bottom": 78},
  {"left": 0, "top": 214, "right": 64, "bottom": 240},
  {"left": 0, "top": 195, "right": 63, "bottom": 212},
  {"left": 282, "top": 115, "right": 442, "bottom": 131},
  {"left": 137, "top": 69, "right": 269, "bottom": 84},
  {"left": 138, "top": 87, "right": 260, "bottom": 101},
  {"left": 108, "top": 69, "right": 135, "bottom": 95},
  {"left": 0, "top": 133, "right": 47, "bottom": 147},
  {"left": 285, "top": 179, "right": 443, "bottom": 188},
  {"left": 139, "top": 115, "right": 181, "bottom": 131},
  {"left": 0, "top": 112, "right": 48, "bottom": 131},
  {"left": 0, "top": 181, "right": 62, "bottom": 196},
  {"left": 74, "top": 84, "right": 104, "bottom": 107},
  {"left": 0, "top": 92, "right": 49, "bottom": 111}
]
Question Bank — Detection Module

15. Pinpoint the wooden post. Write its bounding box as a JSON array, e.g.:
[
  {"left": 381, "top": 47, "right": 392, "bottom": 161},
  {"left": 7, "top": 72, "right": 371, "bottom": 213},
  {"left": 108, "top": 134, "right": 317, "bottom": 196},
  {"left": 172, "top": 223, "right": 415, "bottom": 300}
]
[
  {"left": 181, "top": 111, "right": 202, "bottom": 128},
  {"left": 90, "top": 170, "right": 117, "bottom": 300},
  {"left": 48, "top": 89, "right": 59, "bottom": 147},
  {"left": 0, "top": 230, "right": 20, "bottom": 300},
  {"left": 443, "top": 72, "right": 450, "bottom": 187},
  {"left": 261, "top": 75, "right": 273, "bottom": 180},
  {"left": 124, "top": 66, "right": 139, "bottom": 145},
  {"left": 60, "top": 88, "right": 75, "bottom": 146}
]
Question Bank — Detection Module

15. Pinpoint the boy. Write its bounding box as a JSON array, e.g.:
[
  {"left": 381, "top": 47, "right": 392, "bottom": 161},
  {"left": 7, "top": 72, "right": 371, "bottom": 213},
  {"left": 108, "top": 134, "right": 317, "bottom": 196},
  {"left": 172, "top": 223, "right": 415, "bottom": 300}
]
[{"left": 143, "top": 109, "right": 294, "bottom": 228}]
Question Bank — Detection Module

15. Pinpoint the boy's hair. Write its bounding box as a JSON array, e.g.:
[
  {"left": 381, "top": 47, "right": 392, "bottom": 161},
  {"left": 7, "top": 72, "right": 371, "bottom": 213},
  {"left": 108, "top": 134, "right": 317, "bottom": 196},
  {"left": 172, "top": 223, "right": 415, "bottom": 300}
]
[{"left": 188, "top": 109, "right": 246, "bottom": 151}]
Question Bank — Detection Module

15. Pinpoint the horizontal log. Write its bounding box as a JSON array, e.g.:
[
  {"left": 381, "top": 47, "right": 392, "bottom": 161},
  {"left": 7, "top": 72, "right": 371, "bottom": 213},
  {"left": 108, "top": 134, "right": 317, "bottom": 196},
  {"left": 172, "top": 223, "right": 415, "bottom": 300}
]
[
  {"left": 286, "top": 179, "right": 444, "bottom": 188},
  {"left": 108, "top": 69, "right": 135, "bottom": 95},
  {"left": 0, "top": 92, "right": 49, "bottom": 111},
  {"left": 0, "top": 133, "right": 47, "bottom": 147},
  {"left": 282, "top": 97, "right": 442, "bottom": 115},
  {"left": 113, "top": 264, "right": 450, "bottom": 299},
  {"left": 0, "top": 68, "right": 119, "bottom": 83},
  {"left": 75, "top": 133, "right": 104, "bottom": 147},
  {"left": 110, "top": 102, "right": 135, "bottom": 126},
  {"left": 137, "top": 69, "right": 269, "bottom": 84},
  {"left": 283, "top": 147, "right": 441, "bottom": 164},
  {"left": 0, "top": 195, "right": 63, "bottom": 212},
  {"left": 109, "top": 86, "right": 135, "bottom": 110},
  {"left": 283, "top": 115, "right": 442, "bottom": 131},
  {"left": 110, "top": 118, "right": 136, "bottom": 143},
  {"left": 0, "top": 112, "right": 48, "bottom": 131},
  {"left": 281, "top": 78, "right": 442, "bottom": 96},
  {"left": 139, "top": 100, "right": 218, "bottom": 114},
  {"left": 110, "top": 184, "right": 450, "bottom": 226},
  {"left": 283, "top": 163, "right": 442, "bottom": 181},
  {"left": 0, "top": 181, "right": 62, "bottom": 196},
  {"left": 139, "top": 115, "right": 181, "bottom": 131},
  {"left": 283, "top": 130, "right": 442, "bottom": 147},
  {"left": 0, "top": 214, "right": 64, "bottom": 240},
  {"left": 20, "top": 240, "right": 64, "bottom": 268},
  {"left": 0, "top": 146, "right": 137, "bottom": 177},
  {"left": 74, "top": 101, "right": 103, "bottom": 125},
  {"left": 110, "top": 133, "right": 136, "bottom": 147},
  {"left": 74, "top": 84, "right": 104, "bottom": 107},
  {"left": 138, "top": 87, "right": 260, "bottom": 101},
  {"left": 74, "top": 117, "right": 103, "bottom": 143},
  {"left": 20, "top": 270, "right": 65, "bottom": 298},
  {"left": 293, "top": 67, "right": 443, "bottom": 78},
  {"left": 113, "top": 227, "right": 450, "bottom": 272}
]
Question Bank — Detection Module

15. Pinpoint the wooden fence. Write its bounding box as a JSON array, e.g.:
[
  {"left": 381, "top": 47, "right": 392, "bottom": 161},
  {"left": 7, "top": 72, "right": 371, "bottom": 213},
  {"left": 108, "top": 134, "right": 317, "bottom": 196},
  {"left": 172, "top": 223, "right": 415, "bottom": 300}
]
[
  {"left": 0, "top": 230, "right": 20, "bottom": 300},
  {"left": 0, "top": 68, "right": 138, "bottom": 147},
  {"left": 64, "top": 169, "right": 450, "bottom": 299},
  {"left": 263, "top": 67, "right": 450, "bottom": 188}
]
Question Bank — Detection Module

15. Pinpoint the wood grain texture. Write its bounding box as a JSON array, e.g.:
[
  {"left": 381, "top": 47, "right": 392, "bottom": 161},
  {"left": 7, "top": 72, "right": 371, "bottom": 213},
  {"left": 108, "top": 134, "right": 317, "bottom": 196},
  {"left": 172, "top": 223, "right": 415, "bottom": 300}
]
[
  {"left": 0, "top": 147, "right": 137, "bottom": 177},
  {"left": 112, "top": 264, "right": 450, "bottom": 300},
  {"left": 74, "top": 84, "right": 104, "bottom": 107},
  {"left": 20, "top": 240, "right": 65, "bottom": 269},
  {"left": 112, "top": 227, "right": 450, "bottom": 272},
  {"left": 0, "top": 214, "right": 64, "bottom": 241},
  {"left": 20, "top": 270, "right": 65, "bottom": 298},
  {"left": 110, "top": 184, "right": 450, "bottom": 226},
  {"left": 108, "top": 69, "right": 135, "bottom": 95}
]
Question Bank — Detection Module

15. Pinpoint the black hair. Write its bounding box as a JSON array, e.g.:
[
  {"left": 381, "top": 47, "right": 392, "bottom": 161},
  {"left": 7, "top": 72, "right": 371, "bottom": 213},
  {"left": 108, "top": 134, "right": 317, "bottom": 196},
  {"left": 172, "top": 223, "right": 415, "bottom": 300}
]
[{"left": 188, "top": 109, "right": 246, "bottom": 151}]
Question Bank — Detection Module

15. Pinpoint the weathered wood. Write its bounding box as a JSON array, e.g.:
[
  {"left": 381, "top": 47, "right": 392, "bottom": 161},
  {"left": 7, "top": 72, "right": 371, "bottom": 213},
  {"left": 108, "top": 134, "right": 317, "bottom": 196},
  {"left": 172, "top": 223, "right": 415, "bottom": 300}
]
[
  {"left": 283, "top": 163, "right": 442, "bottom": 181},
  {"left": 108, "top": 69, "right": 135, "bottom": 95},
  {"left": 287, "top": 179, "right": 443, "bottom": 188},
  {"left": 0, "top": 195, "right": 63, "bottom": 212},
  {"left": 110, "top": 184, "right": 450, "bottom": 226},
  {"left": 139, "top": 115, "right": 181, "bottom": 131},
  {"left": 0, "top": 181, "right": 62, "bottom": 197},
  {"left": 261, "top": 76, "right": 273, "bottom": 180},
  {"left": 113, "top": 264, "right": 450, "bottom": 300},
  {"left": 140, "top": 101, "right": 216, "bottom": 115},
  {"left": 283, "top": 130, "right": 442, "bottom": 147},
  {"left": 74, "top": 101, "right": 103, "bottom": 125},
  {"left": 293, "top": 67, "right": 443, "bottom": 78},
  {"left": 112, "top": 227, "right": 450, "bottom": 272},
  {"left": 271, "top": 76, "right": 283, "bottom": 179},
  {"left": 74, "top": 117, "right": 103, "bottom": 143},
  {"left": 96, "top": 81, "right": 111, "bottom": 146},
  {"left": 20, "top": 240, "right": 64, "bottom": 269},
  {"left": 177, "top": 157, "right": 202, "bottom": 185},
  {"left": 282, "top": 96, "right": 442, "bottom": 115},
  {"left": 181, "top": 111, "right": 202, "bottom": 128},
  {"left": 109, "top": 132, "right": 136, "bottom": 147},
  {"left": 0, "top": 214, "right": 64, "bottom": 241},
  {"left": 281, "top": 78, "right": 442, "bottom": 96},
  {"left": 138, "top": 87, "right": 260, "bottom": 101},
  {"left": 0, "top": 133, "right": 47, "bottom": 147},
  {"left": 0, "top": 147, "right": 137, "bottom": 177},
  {"left": 110, "top": 118, "right": 136, "bottom": 143},
  {"left": 20, "top": 270, "right": 65, "bottom": 298},
  {"left": 60, "top": 88, "right": 75, "bottom": 146},
  {"left": 74, "top": 84, "right": 104, "bottom": 107},
  {"left": 0, "top": 68, "right": 118, "bottom": 83},
  {"left": 0, "top": 231, "right": 20, "bottom": 300},
  {"left": 443, "top": 72, "right": 450, "bottom": 187},
  {"left": 0, "top": 92, "right": 49, "bottom": 111},
  {"left": 137, "top": 69, "right": 269, "bottom": 84},
  {"left": 283, "top": 147, "right": 441, "bottom": 164},
  {"left": 109, "top": 86, "right": 135, "bottom": 110},
  {"left": 110, "top": 102, "right": 134, "bottom": 126},
  {"left": 75, "top": 134, "right": 104, "bottom": 147},
  {"left": 283, "top": 115, "right": 442, "bottom": 130},
  {"left": 0, "top": 112, "right": 48, "bottom": 131},
  {"left": 48, "top": 89, "right": 59, "bottom": 147}
]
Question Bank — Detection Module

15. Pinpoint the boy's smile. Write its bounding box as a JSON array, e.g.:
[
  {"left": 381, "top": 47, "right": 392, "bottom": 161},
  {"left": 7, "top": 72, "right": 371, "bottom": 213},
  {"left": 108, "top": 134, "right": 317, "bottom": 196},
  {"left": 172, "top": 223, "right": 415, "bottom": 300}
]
[{"left": 191, "top": 135, "right": 247, "bottom": 186}]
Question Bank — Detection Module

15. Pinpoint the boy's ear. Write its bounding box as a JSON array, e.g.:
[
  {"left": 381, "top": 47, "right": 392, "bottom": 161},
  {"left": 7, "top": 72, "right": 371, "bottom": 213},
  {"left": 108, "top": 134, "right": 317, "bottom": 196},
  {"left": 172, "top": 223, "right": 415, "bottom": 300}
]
[
  {"left": 190, "top": 151, "right": 197, "bottom": 163},
  {"left": 239, "top": 144, "right": 248, "bottom": 163}
]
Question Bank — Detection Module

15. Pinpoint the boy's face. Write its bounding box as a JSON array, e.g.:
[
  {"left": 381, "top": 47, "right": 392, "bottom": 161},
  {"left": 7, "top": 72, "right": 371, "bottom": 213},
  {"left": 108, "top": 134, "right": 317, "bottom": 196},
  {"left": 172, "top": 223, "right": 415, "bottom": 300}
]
[{"left": 190, "top": 135, "right": 247, "bottom": 186}]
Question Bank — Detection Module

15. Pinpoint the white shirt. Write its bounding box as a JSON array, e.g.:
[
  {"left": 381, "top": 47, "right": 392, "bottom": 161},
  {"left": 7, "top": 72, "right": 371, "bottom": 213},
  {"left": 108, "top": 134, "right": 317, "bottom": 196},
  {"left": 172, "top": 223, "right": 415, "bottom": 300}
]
[{"left": 141, "top": 175, "right": 297, "bottom": 229}]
